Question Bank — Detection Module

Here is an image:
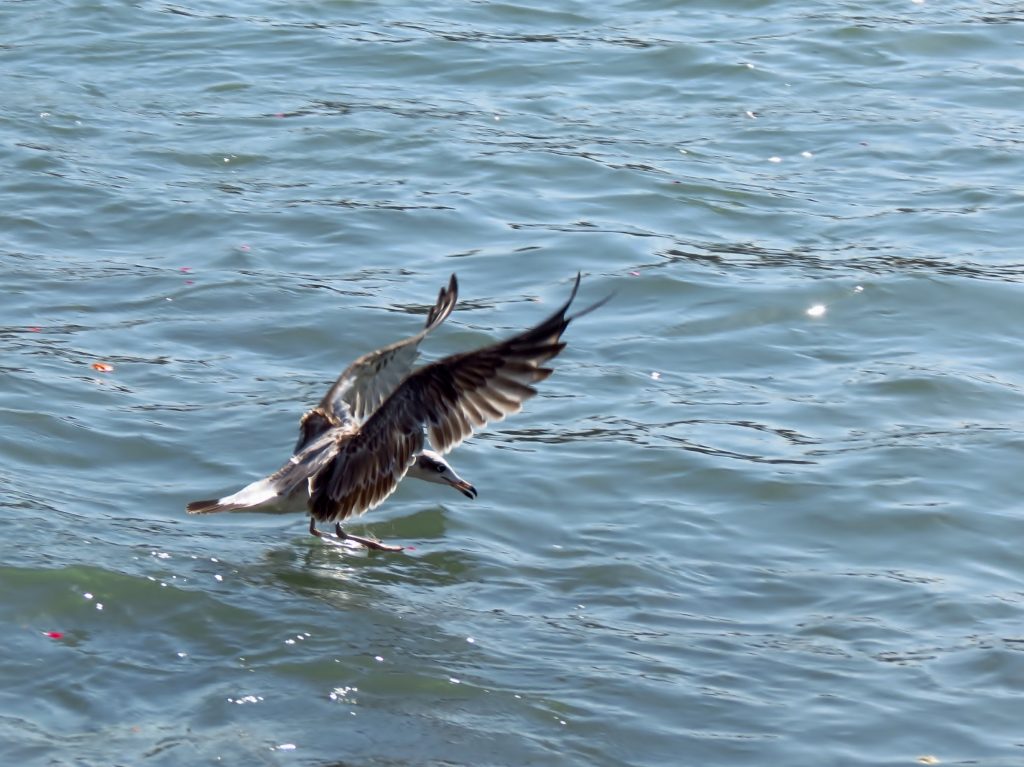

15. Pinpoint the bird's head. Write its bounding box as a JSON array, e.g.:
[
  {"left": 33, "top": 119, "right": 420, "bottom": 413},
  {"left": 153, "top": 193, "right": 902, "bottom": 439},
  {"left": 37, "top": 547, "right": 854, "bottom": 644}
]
[{"left": 411, "top": 450, "right": 478, "bottom": 499}]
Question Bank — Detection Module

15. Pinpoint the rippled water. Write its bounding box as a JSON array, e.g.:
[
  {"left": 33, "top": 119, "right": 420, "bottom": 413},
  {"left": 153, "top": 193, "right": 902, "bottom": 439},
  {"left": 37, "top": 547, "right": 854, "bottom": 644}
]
[{"left": 3, "top": 1, "right": 1024, "bottom": 765}]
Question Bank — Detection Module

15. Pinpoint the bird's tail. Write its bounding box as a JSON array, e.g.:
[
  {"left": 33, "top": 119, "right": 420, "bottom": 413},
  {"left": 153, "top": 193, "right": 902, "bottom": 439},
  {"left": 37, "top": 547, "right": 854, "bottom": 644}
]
[
  {"left": 185, "top": 476, "right": 282, "bottom": 515},
  {"left": 186, "top": 499, "right": 233, "bottom": 514}
]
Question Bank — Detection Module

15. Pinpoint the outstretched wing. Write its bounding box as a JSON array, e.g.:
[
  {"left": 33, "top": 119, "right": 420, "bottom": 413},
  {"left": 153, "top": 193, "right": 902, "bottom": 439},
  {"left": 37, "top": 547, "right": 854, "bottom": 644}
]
[
  {"left": 308, "top": 273, "right": 609, "bottom": 523},
  {"left": 295, "top": 274, "right": 458, "bottom": 452}
]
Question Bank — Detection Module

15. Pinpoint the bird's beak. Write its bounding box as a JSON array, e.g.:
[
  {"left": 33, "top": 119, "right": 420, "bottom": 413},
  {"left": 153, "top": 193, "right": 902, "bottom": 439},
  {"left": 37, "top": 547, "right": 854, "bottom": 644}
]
[{"left": 451, "top": 479, "right": 478, "bottom": 499}]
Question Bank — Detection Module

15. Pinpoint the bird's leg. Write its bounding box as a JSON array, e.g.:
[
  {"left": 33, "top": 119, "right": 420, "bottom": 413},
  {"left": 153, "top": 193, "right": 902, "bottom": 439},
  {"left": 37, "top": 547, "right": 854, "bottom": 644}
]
[
  {"left": 334, "top": 522, "right": 404, "bottom": 553},
  {"left": 309, "top": 515, "right": 402, "bottom": 552}
]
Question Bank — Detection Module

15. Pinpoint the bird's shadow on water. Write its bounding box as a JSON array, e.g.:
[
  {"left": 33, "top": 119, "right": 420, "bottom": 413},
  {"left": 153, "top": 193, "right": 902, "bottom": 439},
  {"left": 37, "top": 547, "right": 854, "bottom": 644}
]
[{"left": 252, "top": 506, "right": 480, "bottom": 599}]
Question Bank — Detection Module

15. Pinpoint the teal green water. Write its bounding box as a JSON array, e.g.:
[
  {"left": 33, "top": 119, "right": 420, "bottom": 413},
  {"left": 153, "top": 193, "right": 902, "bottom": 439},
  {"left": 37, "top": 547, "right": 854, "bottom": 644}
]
[{"left": 3, "top": 1, "right": 1024, "bottom": 765}]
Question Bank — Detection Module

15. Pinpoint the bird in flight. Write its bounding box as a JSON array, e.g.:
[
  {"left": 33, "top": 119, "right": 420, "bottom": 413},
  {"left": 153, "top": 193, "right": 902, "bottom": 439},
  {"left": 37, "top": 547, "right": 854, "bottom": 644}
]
[{"left": 186, "top": 273, "right": 608, "bottom": 552}]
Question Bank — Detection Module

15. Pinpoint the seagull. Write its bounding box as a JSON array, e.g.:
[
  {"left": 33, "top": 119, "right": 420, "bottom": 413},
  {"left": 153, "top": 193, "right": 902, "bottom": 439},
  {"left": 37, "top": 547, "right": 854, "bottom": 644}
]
[
  {"left": 186, "top": 273, "right": 608, "bottom": 552},
  {"left": 188, "top": 276, "right": 474, "bottom": 524}
]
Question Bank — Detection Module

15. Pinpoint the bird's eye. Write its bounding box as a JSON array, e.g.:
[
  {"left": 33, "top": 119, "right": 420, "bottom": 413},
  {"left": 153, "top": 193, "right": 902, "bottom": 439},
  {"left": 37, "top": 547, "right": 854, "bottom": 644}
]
[{"left": 435, "top": 464, "right": 446, "bottom": 473}]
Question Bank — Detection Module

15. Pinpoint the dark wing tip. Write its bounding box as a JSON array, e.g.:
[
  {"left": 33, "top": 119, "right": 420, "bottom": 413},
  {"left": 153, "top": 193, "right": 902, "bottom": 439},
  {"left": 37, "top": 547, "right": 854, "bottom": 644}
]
[
  {"left": 564, "top": 272, "right": 582, "bottom": 310},
  {"left": 530, "top": 272, "right": 610, "bottom": 334},
  {"left": 425, "top": 273, "right": 459, "bottom": 330},
  {"left": 567, "top": 289, "right": 614, "bottom": 321},
  {"left": 560, "top": 271, "right": 613, "bottom": 321}
]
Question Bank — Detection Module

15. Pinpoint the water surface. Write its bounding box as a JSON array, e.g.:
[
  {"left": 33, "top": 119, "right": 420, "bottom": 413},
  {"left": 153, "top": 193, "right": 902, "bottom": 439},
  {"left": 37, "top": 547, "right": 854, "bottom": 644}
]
[{"left": 3, "top": 1, "right": 1024, "bottom": 765}]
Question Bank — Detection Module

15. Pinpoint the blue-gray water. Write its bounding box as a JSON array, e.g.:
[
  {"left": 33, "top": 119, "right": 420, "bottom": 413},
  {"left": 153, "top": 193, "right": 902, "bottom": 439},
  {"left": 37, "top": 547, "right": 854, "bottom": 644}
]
[{"left": 3, "top": 1, "right": 1024, "bottom": 765}]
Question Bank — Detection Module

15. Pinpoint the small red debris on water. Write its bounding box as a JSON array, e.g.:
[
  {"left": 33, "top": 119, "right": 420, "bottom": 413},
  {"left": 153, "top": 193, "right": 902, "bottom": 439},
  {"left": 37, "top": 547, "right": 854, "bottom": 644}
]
[
  {"left": 179, "top": 267, "right": 192, "bottom": 273},
  {"left": 28, "top": 326, "right": 42, "bottom": 332},
  {"left": 43, "top": 631, "right": 64, "bottom": 639},
  {"left": 405, "top": 546, "right": 416, "bottom": 551},
  {"left": 184, "top": 280, "right": 194, "bottom": 285},
  {"left": 239, "top": 243, "right": 251, "bottom": 252},
  {"left": 91, "top": 362, "right": 114, "bottom": 373}
]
